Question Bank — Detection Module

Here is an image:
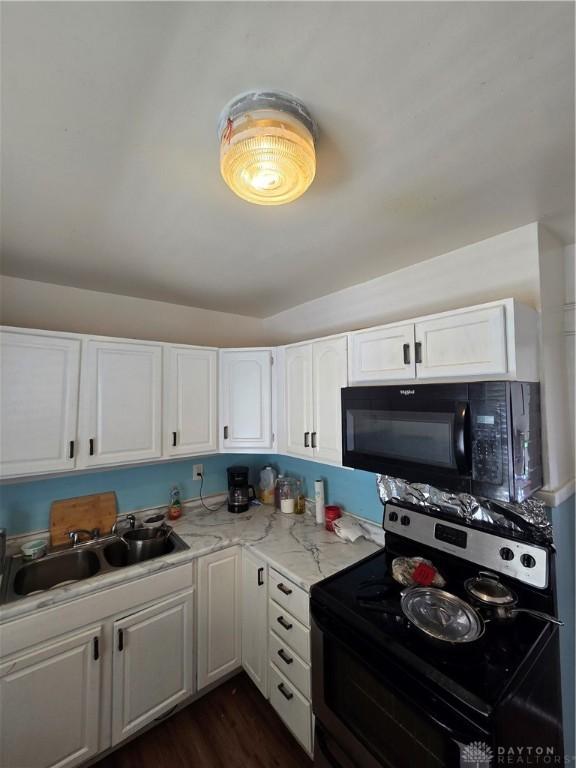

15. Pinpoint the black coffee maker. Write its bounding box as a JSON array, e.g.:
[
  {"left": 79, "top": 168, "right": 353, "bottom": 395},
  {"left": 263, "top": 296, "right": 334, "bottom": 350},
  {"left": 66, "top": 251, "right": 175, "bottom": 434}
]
[{"left": 227, "top": 466, "right": 256, "bottom": 513}]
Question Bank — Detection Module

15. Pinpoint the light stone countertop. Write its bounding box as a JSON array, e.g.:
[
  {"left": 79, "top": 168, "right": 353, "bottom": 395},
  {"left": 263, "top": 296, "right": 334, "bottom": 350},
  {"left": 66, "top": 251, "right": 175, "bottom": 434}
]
[{"left": 0, "top": 501, "right": 382, "bottom": 624}]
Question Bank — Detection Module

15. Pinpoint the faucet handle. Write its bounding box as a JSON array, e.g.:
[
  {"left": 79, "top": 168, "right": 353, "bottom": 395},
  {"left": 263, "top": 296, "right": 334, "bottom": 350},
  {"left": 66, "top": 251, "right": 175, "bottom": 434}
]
[{"left": 126, "top": 514, "right": 136, "bottom": 529}]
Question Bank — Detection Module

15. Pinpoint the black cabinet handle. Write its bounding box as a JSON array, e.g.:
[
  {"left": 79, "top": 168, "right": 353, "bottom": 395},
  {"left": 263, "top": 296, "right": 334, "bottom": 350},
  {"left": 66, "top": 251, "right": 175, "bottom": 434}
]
[
  {"left": 69, "top": 440, "right": 75, "bottom": 459},
  {"left": 172, "top": 431, "right": 177, "bottom": 447},
  {"left": 277, "top": 615, "right": 293, "bottom": 631},
  {"left": 415, "top": 342, "right": 422, "bottom": 364},
  {"left": 277, "top": 648, "right": 293, "bottom": 665},
  {"left": 89, "top": 438, "right": 95, "bottom": 456},
  {"left": 278, "top": 683, "right": 293, "bottom": 701},
  {"left": 277, "top": 582, "right": 293, "bottom": 596},
  {"left": 257, "top": 567, "right": 264, "bottom": 586},
  {"left": 403, "top": 343, "right": 411, "bottom": 365},
  {"left": 311, "top": 432, "right": 317, "bottom": 449},
  {"left": 223, "top": 426, "right": 229, "bottom": 440},
  {"left": 118, "top": 628, "right": 124, "bottom": 652},
  {"left": 304, "top": 431, "right": 310, "bottom": 448},
  {"left": 93, "top": 636, "right": 99, "bottom": 661}
]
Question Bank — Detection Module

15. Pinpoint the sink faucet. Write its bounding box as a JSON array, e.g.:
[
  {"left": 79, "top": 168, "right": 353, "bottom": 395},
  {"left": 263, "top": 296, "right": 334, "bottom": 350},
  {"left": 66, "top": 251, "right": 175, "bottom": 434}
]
[
  {"left": 68, "top": 528, "right": 100, "bottom": 548},
  {"left": 112, "top": 514, "right": 136, "bottom": 535}
]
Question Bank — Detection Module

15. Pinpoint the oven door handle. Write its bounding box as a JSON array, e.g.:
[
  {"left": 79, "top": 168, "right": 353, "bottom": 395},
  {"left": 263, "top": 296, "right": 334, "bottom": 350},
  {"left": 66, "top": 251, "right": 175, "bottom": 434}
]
[{"left": 453, "top": 402, "right": 470, "bottom": 474}]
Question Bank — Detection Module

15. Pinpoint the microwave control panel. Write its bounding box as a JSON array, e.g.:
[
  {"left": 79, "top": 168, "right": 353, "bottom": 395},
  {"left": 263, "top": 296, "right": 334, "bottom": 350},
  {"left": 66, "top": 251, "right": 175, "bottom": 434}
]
[{"left": 471, "top": 409, "right": 504, "bottom": 485}]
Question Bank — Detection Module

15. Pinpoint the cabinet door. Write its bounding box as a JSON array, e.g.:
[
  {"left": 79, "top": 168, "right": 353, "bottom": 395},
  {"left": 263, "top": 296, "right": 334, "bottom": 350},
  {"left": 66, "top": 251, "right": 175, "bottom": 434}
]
[
  {"left": 241, "top": 550, "right": 268, "bottom": 696},
  {"left": 220, "top": 350, "right": 273, "bottom": 449},
  {"left": 415, "top": 305, "right": 508, "bottom": 379},
  {"left": 348, "top": 324, "right": 415, "bottom": 383},
  {"left": 165, "top": 346, "right": 218, "bottom": 456},
  {"left": 312, "top": 337, "right": 348, "bottom": 464},
  {"left": 0, "top": 627, "right": 102, "bottom": 768},
  {"left": 0, "top": 330, "right": 80, "bottom": 476},
  {"left": 111, "top": 590, "right": 194, "bottom": 745},
  {"left": 285, "top": 344, "right": 314, "bottom": 458},
  {"left": 197, "top": 547, "right": 241, "bottom": 690},
  {"left": 82, "top": 339, "right": 162, "bottom": 466}
]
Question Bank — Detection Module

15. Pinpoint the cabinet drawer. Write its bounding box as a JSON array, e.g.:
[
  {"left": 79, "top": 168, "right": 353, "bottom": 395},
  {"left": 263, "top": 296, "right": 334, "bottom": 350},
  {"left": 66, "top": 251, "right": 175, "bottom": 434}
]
[
  {"left": 269, "top": 662, "right": 312, "bottom": 754},
  {"left": 269, "top": 569, "right": 309, "bottom": 627},
  {"left": 268, "top": 600, "right": 310, "bottom": 663},
  {"left": 269, "top": 630, "right": 310, "bottom": 699}
]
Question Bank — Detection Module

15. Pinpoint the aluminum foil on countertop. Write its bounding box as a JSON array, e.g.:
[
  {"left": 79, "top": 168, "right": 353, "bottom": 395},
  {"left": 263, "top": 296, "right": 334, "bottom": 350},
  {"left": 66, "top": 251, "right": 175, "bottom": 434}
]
[{"left": 376, "top": 475, "right": 553, "bottom": 543}]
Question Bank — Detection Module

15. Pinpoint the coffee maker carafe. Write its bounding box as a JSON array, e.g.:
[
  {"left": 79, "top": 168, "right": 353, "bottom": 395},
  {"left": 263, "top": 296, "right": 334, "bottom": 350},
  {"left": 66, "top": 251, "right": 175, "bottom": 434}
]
[{"left": 227, "top": 466, "right": 255, "bottom": 513}]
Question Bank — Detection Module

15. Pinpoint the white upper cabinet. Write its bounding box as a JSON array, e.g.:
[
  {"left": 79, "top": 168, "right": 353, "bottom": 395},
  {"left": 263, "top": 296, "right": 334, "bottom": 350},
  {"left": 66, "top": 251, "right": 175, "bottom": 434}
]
[
  {"left": 0, "top": 330, "right": 81, "bottom": 477},
  {"left": 415, "top": 304, "right": 509, "bottom": 379},
  {"left": 348, "top": 323, "right": 415, "bottom": 384},
  {"left": 285, "top": 344, "right": 314, "bottom": 458},
  {"left": 81, "top": 339, "right": 163, "bottom": 466},
  {"left": 312, "top": 337, "right": 348, "bottom": 463},
  {"left": 165, "top": 346, "right": 218, "bottom": 456},
  {"left": 348, "top": 300, "right": 538, "bottom": 384},
  {"left": 220, "top": 349, "right": 273, "bottom": 450},
  {"left": 283, "top": 336, "right": 348, "bottom": 465}
]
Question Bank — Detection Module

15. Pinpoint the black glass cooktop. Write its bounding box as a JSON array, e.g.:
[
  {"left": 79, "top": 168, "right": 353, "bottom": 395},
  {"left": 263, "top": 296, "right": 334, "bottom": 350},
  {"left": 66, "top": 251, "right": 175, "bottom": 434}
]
[{"left": 311, "top": 537, "right": 553, "bottom": 716}]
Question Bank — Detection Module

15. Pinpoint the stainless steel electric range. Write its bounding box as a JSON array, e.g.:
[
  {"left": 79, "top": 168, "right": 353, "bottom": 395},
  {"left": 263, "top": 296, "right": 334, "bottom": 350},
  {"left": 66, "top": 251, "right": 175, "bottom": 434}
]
[{"left": 310, "top": 501, "right": 564, "bottom": 768}]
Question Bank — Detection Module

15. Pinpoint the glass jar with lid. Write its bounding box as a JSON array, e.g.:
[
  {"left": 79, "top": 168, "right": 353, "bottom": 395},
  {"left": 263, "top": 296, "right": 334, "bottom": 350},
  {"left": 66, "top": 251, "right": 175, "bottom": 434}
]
[{"left": 276, "top": 476, "right": 297, "bottom": 514}]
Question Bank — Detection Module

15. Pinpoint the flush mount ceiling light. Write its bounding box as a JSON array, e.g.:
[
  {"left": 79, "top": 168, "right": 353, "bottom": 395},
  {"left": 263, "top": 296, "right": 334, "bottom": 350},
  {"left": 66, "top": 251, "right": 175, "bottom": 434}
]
[{"left": 218, "top": 91, "right": 318, "bottom": 206}]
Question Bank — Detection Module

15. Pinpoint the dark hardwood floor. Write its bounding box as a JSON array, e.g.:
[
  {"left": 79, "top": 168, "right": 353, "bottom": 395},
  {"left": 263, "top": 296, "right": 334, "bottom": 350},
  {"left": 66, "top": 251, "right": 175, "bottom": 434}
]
[{"left": 94, "top": 673, "right": 313, "bottom": 768}]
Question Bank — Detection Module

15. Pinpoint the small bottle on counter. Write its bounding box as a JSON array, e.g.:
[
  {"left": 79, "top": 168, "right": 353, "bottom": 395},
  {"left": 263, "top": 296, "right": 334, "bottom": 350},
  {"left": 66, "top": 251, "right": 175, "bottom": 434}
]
[
  {"left": 315, "top": 479, "right": 325, "bottom": 525},
  {"left": 168, "top": 485, "right": 182, "bottom": 520}
]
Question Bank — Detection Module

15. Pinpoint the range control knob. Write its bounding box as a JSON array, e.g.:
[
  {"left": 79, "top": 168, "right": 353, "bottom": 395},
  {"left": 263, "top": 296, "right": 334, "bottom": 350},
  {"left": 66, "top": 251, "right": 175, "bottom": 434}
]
[
  {"left": 400, "top": 515, "right": 411, "bottom": 527},
  {"left": 388, "top": 511, "right": 399, "bottom": 522},
  {"left": 499, "top": 547, "right": 515, "bottom": 561},
  {"left": 520, "top": 553, "right": 536, "bottom": 569}
]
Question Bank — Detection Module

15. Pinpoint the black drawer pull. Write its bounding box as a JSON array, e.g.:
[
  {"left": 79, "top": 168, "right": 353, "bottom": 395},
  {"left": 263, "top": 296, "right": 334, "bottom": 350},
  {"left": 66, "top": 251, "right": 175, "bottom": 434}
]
[
  {"left": 257, "top": 567, "right": 264, "bottom": 586},
  {"left": 278, "top": 682, "right": 293, "bottom": 701},
  {"left": 277, "top": 583, "right": 293, "bottom": 596},
  {"left": 118, "top": 628, "right": 124, "bottom": 652},
  {"left": 172, "top": 431, "right": 177, "bottom": 447},
  {"left": 69, "top": 440, "right": 75, "bottom": 459},
  {"left": 403, "top": 343, "right": 410, "bottom": 365},
  {"left": 311, "top": 431, "right": 317, "bottom": 449},
  {"left": 93, "top": 636, "right": 99, "bottom": 661},
  {"left": 89, "top": 438, "right": 95, "bottom": 456},
  {"left": 304, "top": 431, "right": 310, "bottom": 448},
  {"left": 223, "top": 425, "right": 229, "bottom": 440},
  {"left": 277, "top": 648, "right": 293, "bottom": 665},
  {"left": 277, "top": 615, "right": 293, "bottom": 631}
]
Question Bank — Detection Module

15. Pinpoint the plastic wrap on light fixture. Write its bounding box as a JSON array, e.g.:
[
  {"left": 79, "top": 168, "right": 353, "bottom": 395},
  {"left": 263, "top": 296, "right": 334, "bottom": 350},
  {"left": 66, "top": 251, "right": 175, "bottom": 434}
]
[{"left": 376, "top": 475, "right": 553, "bottom": 543}]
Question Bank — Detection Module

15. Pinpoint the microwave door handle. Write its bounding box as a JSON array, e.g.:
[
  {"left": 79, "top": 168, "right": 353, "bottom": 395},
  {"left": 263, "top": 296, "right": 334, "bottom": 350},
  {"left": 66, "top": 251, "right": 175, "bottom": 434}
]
[{"left": 453, "top": 402, "right": 470, "bottom": 474}]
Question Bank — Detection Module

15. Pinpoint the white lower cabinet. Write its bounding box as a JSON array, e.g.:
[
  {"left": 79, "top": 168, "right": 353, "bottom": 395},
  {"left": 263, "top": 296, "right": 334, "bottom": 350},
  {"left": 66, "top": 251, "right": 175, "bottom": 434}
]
[
  {"left": 0, "top": 626, "right": 103, "bottom": 768},
  {"left": 241, "top": 550, "right": 268, "bottom": 696},
  {"left": 111, "top": 591, "right": 194, "bottom": 745},
  {"left": 269, "top": 663, "right": 312, "bottom": 755},
  {"left": 197, "top": 546, "right": 242, "bottom": 690}
]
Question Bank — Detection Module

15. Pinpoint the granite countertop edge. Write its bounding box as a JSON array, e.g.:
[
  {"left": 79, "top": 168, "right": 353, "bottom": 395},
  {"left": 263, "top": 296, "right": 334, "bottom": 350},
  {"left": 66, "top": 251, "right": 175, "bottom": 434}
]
[{"left": 0, "top": 502, "right": 383, "bottom": 625}]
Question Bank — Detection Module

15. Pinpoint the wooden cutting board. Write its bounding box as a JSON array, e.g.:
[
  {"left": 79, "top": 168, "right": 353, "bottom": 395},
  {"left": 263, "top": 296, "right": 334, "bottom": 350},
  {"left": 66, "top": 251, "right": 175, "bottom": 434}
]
[{"left": 50, "top": 491, "right": 118, "bottom": 547}]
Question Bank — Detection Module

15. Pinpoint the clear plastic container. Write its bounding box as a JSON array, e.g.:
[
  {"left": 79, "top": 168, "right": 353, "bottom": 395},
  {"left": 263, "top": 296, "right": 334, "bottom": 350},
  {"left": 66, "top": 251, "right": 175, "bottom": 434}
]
[{"left": 276, "top": 477, "right": 297, "bottom": 514}]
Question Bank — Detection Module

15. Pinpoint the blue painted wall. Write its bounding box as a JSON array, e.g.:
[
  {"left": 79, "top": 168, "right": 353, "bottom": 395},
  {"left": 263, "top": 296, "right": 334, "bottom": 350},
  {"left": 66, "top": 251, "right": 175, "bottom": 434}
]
[
  {"left": 551, "top": 494, "right": 575, "bottom": 759},
  {"left": 259, "top": 454, "right": 384, "bottom": 521},
  {"left": 0, "top": 454, "right": 262, "bottom": 535}
]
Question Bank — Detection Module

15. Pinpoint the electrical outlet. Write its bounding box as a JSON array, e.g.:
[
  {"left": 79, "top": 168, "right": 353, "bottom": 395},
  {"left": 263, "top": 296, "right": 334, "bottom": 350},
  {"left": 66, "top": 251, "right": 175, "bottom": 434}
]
[{"left": 193, "top": 464, "right": 204, "bottom": 480}]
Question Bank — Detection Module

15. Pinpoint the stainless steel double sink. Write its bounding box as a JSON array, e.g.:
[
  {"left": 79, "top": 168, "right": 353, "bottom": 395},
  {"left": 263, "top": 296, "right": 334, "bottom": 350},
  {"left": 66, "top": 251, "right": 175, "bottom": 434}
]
[{"left": 1, "top": 529, "right": 189, "bottom": 605}]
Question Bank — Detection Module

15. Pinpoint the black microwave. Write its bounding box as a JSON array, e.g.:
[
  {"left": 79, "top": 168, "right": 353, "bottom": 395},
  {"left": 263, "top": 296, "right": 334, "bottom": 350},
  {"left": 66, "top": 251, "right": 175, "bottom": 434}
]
[{"left": 341, "top": 381, "right": 542, "bottom": 502}]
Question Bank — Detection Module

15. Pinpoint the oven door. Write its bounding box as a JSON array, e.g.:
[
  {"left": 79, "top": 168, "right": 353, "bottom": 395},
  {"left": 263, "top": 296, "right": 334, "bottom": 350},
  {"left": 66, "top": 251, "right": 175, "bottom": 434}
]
[
  {"left": 341, "top": 385, "right": 471, "bottom": 491},
  {"left": 311, "top": 605, "right": 488, "bottom": 768}
]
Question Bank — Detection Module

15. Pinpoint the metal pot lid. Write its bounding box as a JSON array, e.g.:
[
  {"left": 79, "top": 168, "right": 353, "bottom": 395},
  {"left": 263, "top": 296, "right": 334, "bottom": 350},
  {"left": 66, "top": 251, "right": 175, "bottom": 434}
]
[
  {"left": 400, "top": 587, "right": 484, "bottom": 643},
  {"left": 464, "top": 573, "right": 517, "bottom": 606}
]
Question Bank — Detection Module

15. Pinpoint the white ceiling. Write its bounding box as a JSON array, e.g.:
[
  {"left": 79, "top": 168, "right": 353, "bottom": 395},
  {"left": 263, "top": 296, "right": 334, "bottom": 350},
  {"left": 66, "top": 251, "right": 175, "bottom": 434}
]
[{"left": 1, "top": 2, "right": 574, "bottom": 317}]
